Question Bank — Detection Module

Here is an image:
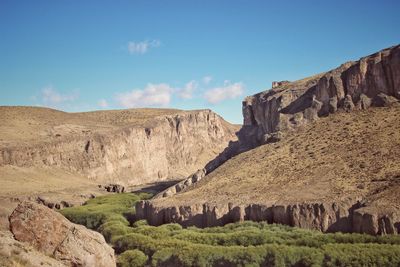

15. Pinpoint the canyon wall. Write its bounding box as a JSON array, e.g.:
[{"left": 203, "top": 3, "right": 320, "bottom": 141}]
[
  {"left": 0, "top": 110, "right": 238, "bottom": 185},
  {"left": 135, "top": 199, "right": 400, "bottom": 235},
  {"left": 242, "top": 44, "right": 400, "bottom": 146}
]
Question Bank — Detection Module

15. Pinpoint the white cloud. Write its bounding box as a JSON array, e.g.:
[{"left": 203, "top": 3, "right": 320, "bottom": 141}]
[
  {"left": 203, "top": 76, "right": 212, "bottom": 85},
  {"left": 127, "top": 39, "right": 160, "bottom": 54},
  {"left": 115, "top": 83, "right": 173, "bottom": 108},
  {"left": 98, "top": 99, "right": 108, "bottom": 108},
  {"left": 204, "top": 82, "right": 244, "bottom": 104},
  {"left": 41, "top": 86, "right": 78, "bottom": 106},
  {"left": 178, "top": 80, "right": 198, "bottom": 99}
]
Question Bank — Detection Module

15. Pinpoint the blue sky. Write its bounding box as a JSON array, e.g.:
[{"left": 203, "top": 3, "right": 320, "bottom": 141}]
[{"left": 0, "top": 0, "right": 399, "bottom": 124}]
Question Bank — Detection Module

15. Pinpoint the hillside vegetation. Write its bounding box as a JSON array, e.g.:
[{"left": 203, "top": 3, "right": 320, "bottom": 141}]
[{"left": 61, "top": 193, "right": 400, "bottom": 267}]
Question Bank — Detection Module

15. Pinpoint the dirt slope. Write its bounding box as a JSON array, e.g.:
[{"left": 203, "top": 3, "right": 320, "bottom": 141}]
[
  {"left": 155, "top": 106, "right": 400, "bottom": 206},
  {"left": 137, "top": 106, "right": 400, "bottom": 234}
]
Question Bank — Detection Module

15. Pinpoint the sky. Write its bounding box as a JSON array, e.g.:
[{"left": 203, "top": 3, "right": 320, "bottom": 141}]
[{"left": 0, "top": 1, "right": 399, "bottom": 124}]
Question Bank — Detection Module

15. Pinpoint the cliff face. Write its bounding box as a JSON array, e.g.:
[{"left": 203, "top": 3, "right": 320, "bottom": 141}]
[
  {"left": 242, "top": 44, "right": 400, "bottom": 146},
  {"left": 136, "top": 45, "right": 400, "bottom": 235},
  {"left": 0, "top": 109, "right": 238, "bottom": 185},
  {"left": 136, "top": 198, "right": 400, "bottom": 235}
]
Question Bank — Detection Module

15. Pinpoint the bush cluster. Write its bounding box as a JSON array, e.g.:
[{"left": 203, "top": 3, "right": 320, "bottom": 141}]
[
  {"left": 60, "top": 192, "right": 152, "bottom": 229},
  {"left": 112, "top": 222, "right": 400, "bottom": 267},
  {"left": 118, "top": 249, "right": 148, "bottom": 267},
  {"left": 60, "top": 195, "right": 400, "bottom": 267}
]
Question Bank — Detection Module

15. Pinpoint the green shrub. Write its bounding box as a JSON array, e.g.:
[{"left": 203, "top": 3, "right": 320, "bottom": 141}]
[
  {"left": 322, "top": 243, "right": 400, "bottom": 266},
  {"left": 132, "top": 219, "right": 148, "bottom": 228},
  {"left": 113, "top": 233, "right": 158, "bottom": 255},
  {"left": 60, "top": 192, "right": 152, "bottom": 230},
  {"left": 118, "top": 249, "right": 148, "bottom": 267},
  {"left": 98, "top": 221, "right": 131, "bottom": 243},
  {"left": 59, "top": 192, "right": 400, "bottom": 267}
]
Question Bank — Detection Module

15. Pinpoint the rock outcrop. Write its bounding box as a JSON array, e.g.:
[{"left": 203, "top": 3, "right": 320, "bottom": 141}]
[
  {"left": 154, "top": 169, "right": 206, "bottom": 198},
  {"left": 136, "top": 199, "right": 400, "bottom": 235},
  {"left": 242, "top": 45, "right": 400, "bottom": 147},
  {"left": 104, "top": 183, "right": 125, "bottom": 193},
  {"left": 0, "top": 230, "right": 67, "bottom": 267},
  {"left": 9, "top": 201, "right": 116, "bottom": 267},
  {"left": 0, "top": 109, "right": 238, "bottom": 185}
]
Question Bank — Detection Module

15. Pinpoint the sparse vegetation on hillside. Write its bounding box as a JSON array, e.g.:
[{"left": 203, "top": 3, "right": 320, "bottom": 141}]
[
  {"left": 61, "top": 193, "right": 400, "bottom": 267},
  {"left": 0, "top": 106, "right": 183, "bottom": 144},
  {"left": 155, "top": 106, "right": 400, "bottom": 208}
]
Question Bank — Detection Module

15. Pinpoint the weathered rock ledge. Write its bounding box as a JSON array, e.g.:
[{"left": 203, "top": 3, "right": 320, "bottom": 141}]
[
  {"left": 242, "top": 44, "right": 400, "bottom": 147},
  {"left": 135, "top": 199, "right": 400, "bottom": 235}
]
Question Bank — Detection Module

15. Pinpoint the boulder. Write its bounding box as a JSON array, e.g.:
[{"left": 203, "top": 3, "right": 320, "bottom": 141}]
[
  {"left": 357, "top": 93, "right": 372, "bottom": 110},
  {"left": 328, "top": 97, "right": 338, "bottom": 113},
  {"left": 157, "top": 169, "right": 206, "bottom": 198},
  {"left": 9, "top": 201, "right": 116, "bottom": 267},
  {"left": 104, "top": 183, "right": 125, "bottom": 193},
  {"left": 343, "top": 95, "right": 355, "bottom": 112},
  {"left": 261, "top": 131, "right": 283, "bottom": 144},
  {"left": 304, "top": 97, "right": 323, "bottom": 120},
  {"left": 373, "top": 93, "right": 399, "bottom": 107}
]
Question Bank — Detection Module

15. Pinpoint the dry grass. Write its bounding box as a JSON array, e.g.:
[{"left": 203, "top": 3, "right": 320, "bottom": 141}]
[
  {"left": 255, "top": 72, "right": 326, "bottom": 99},
  {"left": 0, "top": 165, "right": 96, "bottom": 197},
  {"left": 0, "top": 106, "right": 184, "bottom": 146},
  {"left": 157, "top": 106, "right": 400, "bottom": 211}
]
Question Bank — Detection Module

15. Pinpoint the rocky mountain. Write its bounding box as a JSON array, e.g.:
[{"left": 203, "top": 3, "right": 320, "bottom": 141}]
[
  {"left": 241, "top": 44, "right": 400, "bottom": 147},
  {"left": 136, "top": 44, "right": 400, "bottom": 235},
  {"left": 0, "top": 107, "right": 238, "bottom": 188}
]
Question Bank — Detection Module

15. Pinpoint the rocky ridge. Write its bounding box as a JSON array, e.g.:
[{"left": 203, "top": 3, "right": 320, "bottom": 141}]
[
  {"left": 242, "top": 44, "right": 400, "bottom": 147},
  {"left": 136, "top": 44, "right": 400, "bottom": 235},
  {"left": 0, "top": 108, "right": 238, "bottom": 186}
]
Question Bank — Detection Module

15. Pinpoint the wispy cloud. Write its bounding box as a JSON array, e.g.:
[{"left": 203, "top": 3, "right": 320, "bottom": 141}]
[
  {"left": 98, "top": 99, "right": 108, "bottom": 108},
  {"left": 114, "top": 77, "right": 244, "bottom": 108},
  {"left": 204, "top": 81, "right": 244, "bottom": 104},
  {"left": 41, "top": 86, "right": 78, "bottom": 107},
  {"left": 115, "top": 83, "right": 172, "bottom": 108},
  {"left": 177, "top": 80, "right": 198, "bottom": 99},
  {"left": 127, "top": 39, "right": 160, "bottom": 54},
  {"left": 202, "top": 76, "right": 212, "bottom": 85}
]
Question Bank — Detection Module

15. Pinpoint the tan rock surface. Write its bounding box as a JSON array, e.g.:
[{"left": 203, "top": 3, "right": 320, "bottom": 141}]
[
  {"left": 9, "top": 201, "right": 116, "bottom": 267},
  {"left": 0, "top": 108, "right": 238, "bottom": 186},
  {"left": 0, "top": 230, "right": 66, "bottom": 267}
]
